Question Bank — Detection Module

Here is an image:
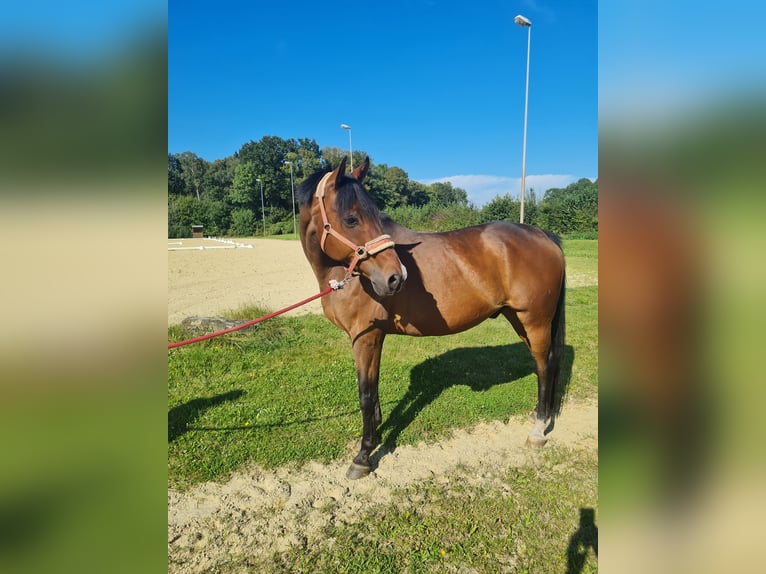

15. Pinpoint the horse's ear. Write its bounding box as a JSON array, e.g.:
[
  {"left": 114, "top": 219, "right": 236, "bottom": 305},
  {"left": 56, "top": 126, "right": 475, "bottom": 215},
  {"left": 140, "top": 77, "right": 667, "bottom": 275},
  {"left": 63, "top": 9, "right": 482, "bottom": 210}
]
[
  {"left": 351, "top": 156, "right": 370, "bottom": 183},
  {"left": 328, "top": 156, "right": 347, "bottom": 188}
]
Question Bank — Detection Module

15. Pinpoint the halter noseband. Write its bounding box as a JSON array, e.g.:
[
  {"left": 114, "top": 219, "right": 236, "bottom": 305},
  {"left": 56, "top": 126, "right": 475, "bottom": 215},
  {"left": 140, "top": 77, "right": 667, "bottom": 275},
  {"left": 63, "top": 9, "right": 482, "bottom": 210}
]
[{"left": 315, "top": 171, "right": 395, "bottom": 276}]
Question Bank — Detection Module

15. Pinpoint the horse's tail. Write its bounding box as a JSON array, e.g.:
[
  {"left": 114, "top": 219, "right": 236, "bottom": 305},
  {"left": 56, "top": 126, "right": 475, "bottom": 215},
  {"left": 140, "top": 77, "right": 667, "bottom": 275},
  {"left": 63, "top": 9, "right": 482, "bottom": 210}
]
[{"left": 546, "top": 232, "right": 566, "bottom": 416}]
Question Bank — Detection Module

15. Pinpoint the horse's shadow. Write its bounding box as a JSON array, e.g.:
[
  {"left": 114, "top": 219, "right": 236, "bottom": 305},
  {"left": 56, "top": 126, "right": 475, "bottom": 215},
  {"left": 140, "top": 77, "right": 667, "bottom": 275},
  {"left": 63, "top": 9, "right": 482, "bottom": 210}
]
[
  {"left": 371, "top": 342, "right": 574, "bottom": 466},
  {"left": 168, "top": 390, "right": 244, "bottom": 442}
]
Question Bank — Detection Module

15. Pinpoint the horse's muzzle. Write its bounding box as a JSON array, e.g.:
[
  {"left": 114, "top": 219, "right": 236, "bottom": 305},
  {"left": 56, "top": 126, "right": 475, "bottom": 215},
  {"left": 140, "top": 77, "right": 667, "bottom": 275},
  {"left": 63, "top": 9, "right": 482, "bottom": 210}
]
[
  {"left": 369, "top": 263, "right": 407, "bottom": 297},
  {"left": 387, "top": 263, "right": 408, "bottom": 295},
  {"left": 394, "top": 265, "right": 407, "bottom": 293},
  {"left": 393, "top": 264, "right": 408, "bottom": 292}
]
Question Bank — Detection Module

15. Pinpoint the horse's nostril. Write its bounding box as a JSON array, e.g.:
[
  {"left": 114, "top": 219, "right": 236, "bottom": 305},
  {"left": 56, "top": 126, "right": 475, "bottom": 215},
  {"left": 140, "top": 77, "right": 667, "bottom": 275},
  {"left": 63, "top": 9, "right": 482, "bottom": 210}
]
[{"left": 388, "top": 273, "right": 404, "bottom": 292}]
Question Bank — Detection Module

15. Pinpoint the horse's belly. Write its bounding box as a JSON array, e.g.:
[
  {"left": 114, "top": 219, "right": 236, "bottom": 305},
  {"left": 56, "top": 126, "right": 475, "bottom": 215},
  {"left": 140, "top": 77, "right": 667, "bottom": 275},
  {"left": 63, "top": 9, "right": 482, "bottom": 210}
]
[{"left": 388, "top": 301, "right": 496, "bottom": 337}]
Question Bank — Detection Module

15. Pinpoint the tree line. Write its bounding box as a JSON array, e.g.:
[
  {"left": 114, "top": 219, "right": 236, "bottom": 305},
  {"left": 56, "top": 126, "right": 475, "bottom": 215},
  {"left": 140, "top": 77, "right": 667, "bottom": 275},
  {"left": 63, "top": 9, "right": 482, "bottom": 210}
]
[{"left": 169, "top": 135, "right": 597, "bottom": 238}]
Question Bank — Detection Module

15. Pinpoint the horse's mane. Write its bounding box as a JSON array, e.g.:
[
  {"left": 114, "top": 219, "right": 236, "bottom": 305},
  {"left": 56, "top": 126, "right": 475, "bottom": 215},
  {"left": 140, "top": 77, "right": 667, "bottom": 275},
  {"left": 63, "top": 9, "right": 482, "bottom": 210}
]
[
  {"left": 297, "top": 167, "right": 381, "bottom": 219},
  {"left": 296, "top": 168, "right": 330, "bottom": 206}
]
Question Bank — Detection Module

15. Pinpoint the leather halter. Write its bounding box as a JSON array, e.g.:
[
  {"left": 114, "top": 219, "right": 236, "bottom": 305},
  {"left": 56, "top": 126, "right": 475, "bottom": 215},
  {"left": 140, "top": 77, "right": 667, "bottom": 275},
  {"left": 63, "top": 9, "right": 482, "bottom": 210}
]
[{"left": 315, "top": 171, "right": 395, "bottom": 275}]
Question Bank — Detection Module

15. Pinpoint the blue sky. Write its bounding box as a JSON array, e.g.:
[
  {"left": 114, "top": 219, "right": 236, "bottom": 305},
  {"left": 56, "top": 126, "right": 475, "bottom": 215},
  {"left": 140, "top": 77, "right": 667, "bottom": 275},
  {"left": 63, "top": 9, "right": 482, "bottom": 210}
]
[
  {"left": 599, "top": 1, "right": 766, "bottom": 123},
  {"left": 1, "top": 1, "right": 163, "bottom": 62},
  {"left": 169, "top": 0, "right": 597, "bottom": 206}
]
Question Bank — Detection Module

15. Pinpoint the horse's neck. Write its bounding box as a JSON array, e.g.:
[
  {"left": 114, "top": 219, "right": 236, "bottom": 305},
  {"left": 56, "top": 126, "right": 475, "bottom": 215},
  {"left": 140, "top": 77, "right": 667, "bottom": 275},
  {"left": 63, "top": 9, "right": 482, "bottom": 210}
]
[{"left": 383, "top": 217, "right": 419, "bottom": 242}]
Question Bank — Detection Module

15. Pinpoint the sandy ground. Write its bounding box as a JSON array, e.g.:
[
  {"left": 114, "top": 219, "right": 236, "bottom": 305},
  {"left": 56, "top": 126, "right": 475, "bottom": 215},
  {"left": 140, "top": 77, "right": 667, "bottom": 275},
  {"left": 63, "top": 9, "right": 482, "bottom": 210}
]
[
  {"left": 167, "top": 236, "right": 598, "bottom": 573},
  {"left": 168, "top": 400, "right": 597, "bottom": 573},
  {"left": 168, "top": 237, "right": 323, "bottom": 326}
]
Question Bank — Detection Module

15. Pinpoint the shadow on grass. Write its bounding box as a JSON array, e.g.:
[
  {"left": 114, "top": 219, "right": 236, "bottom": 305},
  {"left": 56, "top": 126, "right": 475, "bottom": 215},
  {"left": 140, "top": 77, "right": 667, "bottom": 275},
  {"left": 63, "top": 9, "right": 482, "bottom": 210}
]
[
  {"left": 376, "top": 342, "right": 575, "bottom": 456},
  {"left": 168, "top": 390, "right": 245, "bottom": 442},
  {"left": 566, "top": 507, "right": 598, "bottom": 573},
  {"left": 185, "top": 407, "right": 361, "bottom": 433}
]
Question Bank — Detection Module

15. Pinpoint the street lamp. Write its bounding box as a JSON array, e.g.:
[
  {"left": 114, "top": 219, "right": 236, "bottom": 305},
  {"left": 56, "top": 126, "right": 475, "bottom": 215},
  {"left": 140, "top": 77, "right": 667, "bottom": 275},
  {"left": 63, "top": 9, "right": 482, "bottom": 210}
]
[
  {"left": 340, "top": 123, "right": 353, "bottom": 171},
  {"left": 285, "top": 160, "right": 296, "bottom": 237},
  {"left": 514, "top": 14, "right": 532, "bottom": 224},
  {"left": 256, "top": 177, "right": 266, "bottom": 237}
]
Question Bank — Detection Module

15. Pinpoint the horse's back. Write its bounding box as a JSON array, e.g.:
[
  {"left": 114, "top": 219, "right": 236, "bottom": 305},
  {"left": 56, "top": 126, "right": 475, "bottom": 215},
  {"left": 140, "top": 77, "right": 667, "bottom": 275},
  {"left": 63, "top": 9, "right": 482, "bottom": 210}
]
[
  {"left": 450, "top": 221, "right": 564, "bottom": 308},
  {"left": 385, "top": 218, "right": 563, "bottom": 280}
]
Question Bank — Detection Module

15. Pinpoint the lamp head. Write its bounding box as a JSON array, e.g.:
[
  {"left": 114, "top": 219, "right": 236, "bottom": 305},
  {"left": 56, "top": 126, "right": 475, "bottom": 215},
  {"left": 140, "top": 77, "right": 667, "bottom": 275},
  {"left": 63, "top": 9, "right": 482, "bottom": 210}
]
[{"left": 514, "top": 14, "right": 532, "bottom": 27}]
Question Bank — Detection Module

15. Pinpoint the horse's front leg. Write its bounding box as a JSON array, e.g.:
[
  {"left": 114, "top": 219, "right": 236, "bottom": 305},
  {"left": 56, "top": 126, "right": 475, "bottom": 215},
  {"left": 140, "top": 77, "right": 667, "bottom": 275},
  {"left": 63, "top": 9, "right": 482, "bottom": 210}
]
[{"left": 346, "top": 330, "right": 385, "bottom": 479}]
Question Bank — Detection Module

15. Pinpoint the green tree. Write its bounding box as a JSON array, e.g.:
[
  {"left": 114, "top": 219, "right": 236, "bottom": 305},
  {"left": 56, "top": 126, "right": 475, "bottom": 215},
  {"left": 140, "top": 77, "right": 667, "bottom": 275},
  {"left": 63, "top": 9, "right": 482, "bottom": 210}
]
[
  {"left": 538, "top": 178, "right": 597, "bottom": 234},
  {"left": 202, "top": 199, "right": 230, "bottom": 236},
  {"left": 231, "top": 162, "right": 261, "bottom": 212},
  {"left": 428, "top": 181, "right": 468, "bottom": 206},
  {"left": 168, "top": 153, "right": 184, "bottom": 195},
  {"left": 320, "top": 146, "right": 347, "bottom": 171},
  {"left": 481, "top": 194, "right": 519, "bottom": 222},
  {"left": 238, "top": 136, "right": 293, "bottom": 210},
  {"left": 176, "top": 151, "right": 207, "bottom": 201},
  {"left": 523, "top": 188, "right": 539, "bottom": 226},
  {"left": 407, "top": 180, "right": 430, "bottom": 207},
  {"left": 168, "top": 137, "right": 597, "bottom": 239},
  {"left": 318, "top": 145, "right": 368, "bottom": 174},
  {"left": 367, "top": 163, "right": 410, "bottom": 209},
  {"left": 229, "top": 208, "right": 257, "bottom": 236},
  {"left": 567, "top": 179, "right": 598, "bottom": 232},
  {"left": 168, "top": 194, "right": 205, "bottom": 238},
  {"left": 293, "top": 138, "right": 323, "bottom": 182},
  {"left": 385, "top": 166, "right": 410, "bottom": 208},
  {"left": 236, "top": 136, "right": 321, "bottom": 215},
  {"left": 203, "top": 157, "right": 238, "bottom": 202}
]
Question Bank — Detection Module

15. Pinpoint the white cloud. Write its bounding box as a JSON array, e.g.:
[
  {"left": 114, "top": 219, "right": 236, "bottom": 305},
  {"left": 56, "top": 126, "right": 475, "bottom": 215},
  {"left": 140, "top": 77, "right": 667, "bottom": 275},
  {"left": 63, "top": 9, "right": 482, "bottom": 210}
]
[{"left": 421, "top": 174, "right": 592, "bottom": 207}]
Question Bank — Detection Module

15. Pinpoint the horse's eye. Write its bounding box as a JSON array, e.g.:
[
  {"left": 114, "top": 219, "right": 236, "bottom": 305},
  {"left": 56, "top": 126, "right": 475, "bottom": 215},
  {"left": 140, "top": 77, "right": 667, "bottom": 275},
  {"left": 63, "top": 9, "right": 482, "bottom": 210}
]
[{"left": 343, "top": 215, "right": 360, "bottom": 228}]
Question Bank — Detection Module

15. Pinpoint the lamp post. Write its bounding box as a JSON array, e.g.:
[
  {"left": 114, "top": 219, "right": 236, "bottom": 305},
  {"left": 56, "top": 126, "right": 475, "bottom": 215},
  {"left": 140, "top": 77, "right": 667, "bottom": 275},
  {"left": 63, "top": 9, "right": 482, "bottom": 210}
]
[
  {"left": 514, "top": 14, "right": 532, "bottom": 224},
  {"left": 256, "top": 177, "right": 266, "bottom": 237},
  {"left": 340, "top": 123, "right": 353, "bottom": 171},
  {"left": 285, "top": 160, "right": 296, "bottom": 237}
]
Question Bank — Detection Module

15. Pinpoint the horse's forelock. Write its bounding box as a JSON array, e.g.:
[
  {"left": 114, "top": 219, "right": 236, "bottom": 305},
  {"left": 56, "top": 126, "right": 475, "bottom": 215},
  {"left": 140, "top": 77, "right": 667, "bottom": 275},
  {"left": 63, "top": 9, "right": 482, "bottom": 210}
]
[
  {"left": 334, "top": 177, "right": 380, "bottom": 219},
  {"left": 298, "top": 168, "right": 380, "bottom": 220}
]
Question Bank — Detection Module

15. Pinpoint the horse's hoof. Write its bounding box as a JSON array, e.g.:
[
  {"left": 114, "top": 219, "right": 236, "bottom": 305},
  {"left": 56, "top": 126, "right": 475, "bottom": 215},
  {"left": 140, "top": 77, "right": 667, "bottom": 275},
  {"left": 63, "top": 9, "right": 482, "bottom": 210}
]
[
  {"left": 526, "top": 433, "right": 548, "bottom": 448},
  {"left": 346, "top": 462, "right": 371, "bottom": 480}
]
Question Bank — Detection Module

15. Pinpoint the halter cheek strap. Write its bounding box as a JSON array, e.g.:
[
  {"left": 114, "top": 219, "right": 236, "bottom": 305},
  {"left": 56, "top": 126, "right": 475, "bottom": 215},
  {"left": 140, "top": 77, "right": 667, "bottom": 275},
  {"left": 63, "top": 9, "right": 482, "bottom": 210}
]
[{"left": 315, "top": 171, "right": 395, "bottom": 275}]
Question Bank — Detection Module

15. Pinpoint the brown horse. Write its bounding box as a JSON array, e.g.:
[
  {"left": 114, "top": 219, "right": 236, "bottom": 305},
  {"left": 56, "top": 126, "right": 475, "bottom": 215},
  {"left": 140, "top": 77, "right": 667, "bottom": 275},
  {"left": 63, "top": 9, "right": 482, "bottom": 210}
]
[{"left": 298, "top": 156, "right": 566, "bottom": 479}]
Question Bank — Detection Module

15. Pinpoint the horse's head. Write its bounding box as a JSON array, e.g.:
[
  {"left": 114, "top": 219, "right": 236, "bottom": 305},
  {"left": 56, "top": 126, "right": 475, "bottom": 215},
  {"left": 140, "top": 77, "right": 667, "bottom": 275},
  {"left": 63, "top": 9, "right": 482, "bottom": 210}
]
[{"left": 299, "top": 156, "right": 407, "bottom": 297}]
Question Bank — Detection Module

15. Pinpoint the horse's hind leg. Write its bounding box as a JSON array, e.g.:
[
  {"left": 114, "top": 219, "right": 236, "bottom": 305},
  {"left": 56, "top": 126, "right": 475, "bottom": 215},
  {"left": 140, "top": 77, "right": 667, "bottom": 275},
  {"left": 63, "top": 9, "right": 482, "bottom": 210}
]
[
  {"left": 503, "top": 309, "right": 554, "bottom": 446},
  {"left": 526, "top": 330, "right": 554, "bottom": 447}
]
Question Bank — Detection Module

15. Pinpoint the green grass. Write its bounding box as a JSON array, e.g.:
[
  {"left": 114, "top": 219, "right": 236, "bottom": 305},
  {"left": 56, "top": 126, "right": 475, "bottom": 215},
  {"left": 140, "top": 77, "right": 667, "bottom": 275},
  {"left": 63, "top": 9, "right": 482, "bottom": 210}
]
[
  {"left": 229, "top": 446, "right": 598, "bottom": 574},
  {"left": 168, "top": 241, "right": 598, "bottom": 572},
  {"left": 263, "top": 233, "right": 299, "bottom": 241},
  {"left": 562, "top": 239, "right": 599, "bottom": 259},
  {"left": 168, "top": 241, "right": 597, "bottom": 490},
  {"left": 167, "top": 293, "right": 596, "bottom": 488},
  {"left": 229, "top": 234, "right": 299, "bottom": 241},
  {"left": 562, "top": 239, "right": 599, "bottom": 289}
]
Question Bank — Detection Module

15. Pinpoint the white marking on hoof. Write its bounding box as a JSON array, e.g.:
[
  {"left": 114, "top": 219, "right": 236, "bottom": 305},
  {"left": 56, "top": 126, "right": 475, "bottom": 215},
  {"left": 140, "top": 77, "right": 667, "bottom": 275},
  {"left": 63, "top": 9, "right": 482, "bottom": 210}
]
[
  {"left": 346, "top": 462, "right": 371, "bottom": 480},
  {"left": 526, "top": 417, "right": 551, "bottom": 448},
  {"left": 526, "top": 433, "right": 548, "bottom": 448}
]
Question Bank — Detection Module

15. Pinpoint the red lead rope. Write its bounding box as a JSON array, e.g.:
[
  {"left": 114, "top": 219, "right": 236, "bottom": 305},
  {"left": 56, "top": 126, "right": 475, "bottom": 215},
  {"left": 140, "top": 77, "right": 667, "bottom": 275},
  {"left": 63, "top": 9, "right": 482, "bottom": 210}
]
[{"left": 168, "top": 284, "right": 335, "bottom": 349}]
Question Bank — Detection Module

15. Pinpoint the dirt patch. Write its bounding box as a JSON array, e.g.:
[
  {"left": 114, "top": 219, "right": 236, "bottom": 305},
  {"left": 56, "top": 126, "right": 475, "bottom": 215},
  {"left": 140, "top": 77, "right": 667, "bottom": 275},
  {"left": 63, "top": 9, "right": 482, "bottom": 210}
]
[
  {"left": 168, "top": 237, "right": 323, "bottom": 326},
  {"left": 167, "top": 236, "right": 598, "bottom": 573},
  {"left": 168, "top": 399, "right": 597, "bottom": 573}
]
